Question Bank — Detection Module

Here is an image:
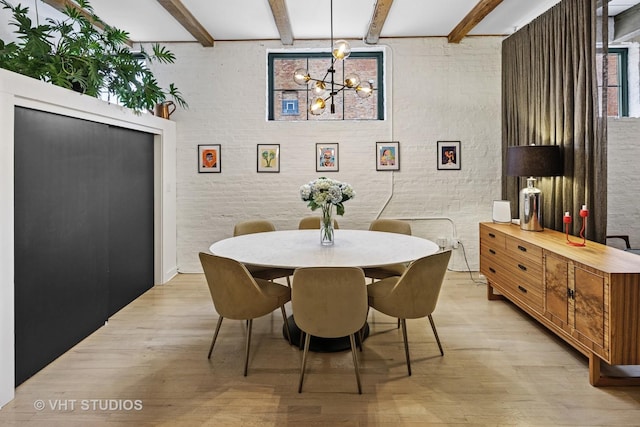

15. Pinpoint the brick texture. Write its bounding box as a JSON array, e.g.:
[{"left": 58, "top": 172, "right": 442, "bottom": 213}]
[
  {"left": 146, "top": 38, "right": 501, "bottom": 273},
  {"left": 147, "top": 37, "right": 637, "bottom": 273},
  {"left": 607, "top": 118, "right": 640, "bottom": 249}
]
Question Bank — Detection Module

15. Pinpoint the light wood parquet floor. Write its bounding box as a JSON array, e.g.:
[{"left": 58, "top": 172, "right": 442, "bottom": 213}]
[{"left": 1, "top": 271, "right": 639, "bottom": 426}]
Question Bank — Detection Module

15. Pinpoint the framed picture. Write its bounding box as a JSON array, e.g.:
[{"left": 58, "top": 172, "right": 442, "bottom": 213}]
[
  {"left": 316, "top": 143, "right": 339, "bottom": 172},
  {"left": 257, "top": 144, "right": 280, "bottom": 173},
  {"left": 437, "top": 141, "right": 461, "bottom": 170},
  {"left": 198, "top": 144, "right": 221, "bottom": 173},
  {"left": 376, "top": 141, "right": 400, "bottom": 171}
]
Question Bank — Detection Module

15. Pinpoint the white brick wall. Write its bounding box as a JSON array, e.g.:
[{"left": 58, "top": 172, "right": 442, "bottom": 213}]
[
  {"left": 148, "top": 37, "right": 505, "bottom": 273},
  {"left": 627, "top": 43, "right": 640, "bottom": 117},
  {"left": 607, "top": 118, "right": 640, "bottom": 249}
]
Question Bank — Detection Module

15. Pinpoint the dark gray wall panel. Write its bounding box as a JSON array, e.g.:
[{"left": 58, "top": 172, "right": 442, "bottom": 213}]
[
  {"left": 14, "top": 107, "right": 154, "bottom": 385},
  {"left": 107, "top": 125, "right": 154, "bottom": 316},
  {"left": 14, "top": 108, "right": 109, "bottom": 385}
]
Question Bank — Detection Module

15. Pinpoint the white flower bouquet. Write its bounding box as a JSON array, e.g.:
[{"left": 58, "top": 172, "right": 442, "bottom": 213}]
[{"left": 299, "top": 177, "right": 355, "bottom": 216}]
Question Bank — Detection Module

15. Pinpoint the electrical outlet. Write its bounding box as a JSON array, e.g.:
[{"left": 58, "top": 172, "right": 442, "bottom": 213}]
[{"left": 452, "top": 238, "right": 460, "bottom": 249}]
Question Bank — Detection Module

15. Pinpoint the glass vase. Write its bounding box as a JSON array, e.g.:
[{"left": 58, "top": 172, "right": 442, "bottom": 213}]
[{"left": 320, "top": 204, "right": 335, "bottom": 246}]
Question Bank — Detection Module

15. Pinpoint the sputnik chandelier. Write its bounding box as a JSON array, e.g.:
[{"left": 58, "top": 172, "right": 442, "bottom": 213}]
[{"left": 293, "top": 0, "right": 373, "bottom": 115}]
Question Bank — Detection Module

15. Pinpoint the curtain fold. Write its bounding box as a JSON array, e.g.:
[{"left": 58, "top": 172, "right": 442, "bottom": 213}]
[{"left": 501, "top": 0, "right": 607, "bottom": 242}]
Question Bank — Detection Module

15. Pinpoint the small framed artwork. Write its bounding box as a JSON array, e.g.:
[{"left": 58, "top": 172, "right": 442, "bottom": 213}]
[
  {"left": 316, "top": 143, "right": 339, "bottom": 172},
  {"left": 437, "top": 141, "right": 461, "bottom": 170},
  {"left": 257, "top": 144, "right": 280, "bottom": 173},
  {"left": 198, "top": 144, "right": 221, "bottom": 173},
  {"left": 376, "top": 141, "right": 400, "bottom": 171}
]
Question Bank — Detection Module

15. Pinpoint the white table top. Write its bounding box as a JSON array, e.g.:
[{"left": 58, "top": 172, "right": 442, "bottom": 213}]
[{"left": 209, "top": 229, "right": 440, "bottom": 269}]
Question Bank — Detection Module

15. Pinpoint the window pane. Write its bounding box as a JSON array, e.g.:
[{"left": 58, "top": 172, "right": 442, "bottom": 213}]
[
  {"left": 608, "top": 55, "right": 619, "bottom": 85},
  {"left": 607, "top": 86, "right": 620, "bottom": 117},
  {"left": 344, "top": 91, "right": 377, "bottom": 120},
  {"left": 343, "top": 57, "right": 378, "bottom": 120},
  {"left": 345, "top": 58, "right": 377, "bottom": 88},
  {"left": 308, "top": 57, "right": 335, "bottom": 84},
  {"left": 274, "top": 58, "right": 307, "bottom": 90},
  {"left": 273, "top": 90, "right": 308, "bottom": 121},
  {"left": 595, "top": 50, "right": 626, "bottom": 118}
]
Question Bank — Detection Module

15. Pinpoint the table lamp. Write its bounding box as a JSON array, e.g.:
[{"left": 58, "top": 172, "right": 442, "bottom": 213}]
[{"left": 506, "top": 145, "right": 563, "bottom": 231}]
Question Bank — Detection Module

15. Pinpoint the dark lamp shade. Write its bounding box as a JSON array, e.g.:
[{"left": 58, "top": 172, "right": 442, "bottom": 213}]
[{"left": 506, "top": 145, "right": 563, "bottom": 177}]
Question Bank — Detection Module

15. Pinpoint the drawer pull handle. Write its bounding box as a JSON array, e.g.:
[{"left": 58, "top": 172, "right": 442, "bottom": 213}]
[
  {"left": 489, "top": 267, "right": 496, "bottom": 273},
  {"left": 489, "top": 249, "right": 496, "bottom": 255},
  {"left": 518, "top": 264, "right": 527, "bottom": 271},
  {"left": 517, "top": 245, "right": 527, "bottom": 252},
  {"left": 518, "top": 285, "right": 527, "bottom": 293},
  {"left": 488, "top": 233, "right": 496, "bottom": 238}
]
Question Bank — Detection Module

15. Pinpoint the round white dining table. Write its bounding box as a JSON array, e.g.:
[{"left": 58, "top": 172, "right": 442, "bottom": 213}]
[
  {"left": 208, "top": 229, "right": 440, "bottom": 352},
  {"left": 208, "top": 229, "right": 440, "bottom": 269}
]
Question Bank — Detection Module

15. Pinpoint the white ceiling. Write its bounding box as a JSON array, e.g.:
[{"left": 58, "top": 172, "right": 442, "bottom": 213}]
[{"left": 7, "top": 0, "right": 640, "bottom": 44}]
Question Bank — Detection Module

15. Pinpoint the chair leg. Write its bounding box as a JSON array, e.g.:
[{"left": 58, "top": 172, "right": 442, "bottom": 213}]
[
  {"left": 208, "top": 316, "right": 224, "bottom": 359},
  {"left": 400, "top": 318, "right": 411, "bottom": 376},
  {"left": 298, "top": 333, "right": 311, "bottom": 393},
  {"left": 428, "top": 314, "right": 444, "bottom": 356},
  {"left": 281, "top": 305, "right": 292, "bottom": 345},
  {"left": 286, "top": 276, "right": 291, "bottom": 288},
  {"left": 349, "top": 334, "right": 363, "bottom": 394},
  {"left": 397, "top": 318, "right": 401, "bottom": 329},
  {"left": 244, "top": 319, "right": 253, "bottom": 376}
]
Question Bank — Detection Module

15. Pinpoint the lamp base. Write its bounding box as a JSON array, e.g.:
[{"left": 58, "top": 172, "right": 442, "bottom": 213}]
[{"left": 519, "top": 178, "right": 543, "bottom": 231}]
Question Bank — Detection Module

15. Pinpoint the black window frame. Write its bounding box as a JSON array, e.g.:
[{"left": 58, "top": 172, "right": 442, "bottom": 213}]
[
  {"left": 604, "top": 48, "right": 629, "bottom": 117},
  {"left": 268, "top": 51, "right": 384, "bottom": 121}
]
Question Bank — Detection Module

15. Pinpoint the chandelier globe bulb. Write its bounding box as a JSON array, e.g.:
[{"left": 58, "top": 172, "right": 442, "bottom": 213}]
[
  {"left": 310, "top": 97, "right": 326, "bottom": 115},
  {"left": 344, "top": 73, "right": 361, "bottom": 88},
  {"left": 356, "top": 81, "right": 373, "bottom": 98},
  {"left": 294, "top": 68, "right": 311, "bottom": 85},
  {"left": 332, "top": 39, "right": 351, "bottom": 60}
]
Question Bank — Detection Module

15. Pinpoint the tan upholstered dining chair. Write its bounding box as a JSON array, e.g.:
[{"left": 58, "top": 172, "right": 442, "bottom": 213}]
[
  {"left": 292, "top": 267, "right": 368, "bottom": 394},
  {"left": 199, "top": 252, "right": 292, "bottom": 376},
  {"left": 367, "top": 250, "right": 451, "bottom": 376},
  {"left": 233, "top": 219, "right": 294, "bottom": 286},
  {"left": 297, "top": 216, "right": 340, "bottom": 230},
  {"left": 363, "top": 219, "right": 412, "bottom": 281}
]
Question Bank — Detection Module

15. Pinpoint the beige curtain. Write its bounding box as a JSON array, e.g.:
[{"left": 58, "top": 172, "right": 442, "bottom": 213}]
[{"left": 501, "top": 0, "right": 607, "bottom": 242}]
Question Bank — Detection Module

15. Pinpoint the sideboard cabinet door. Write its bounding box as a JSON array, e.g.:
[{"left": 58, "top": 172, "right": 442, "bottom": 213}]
[
  {"left": 544, "top": 253, "right": 569, "bottom": 325},
  {"left": 574, "top": 267, "right": 605, "bottom": 348},
  {"left": 544, "top": 253, "right": 606, "bottom": 355}
]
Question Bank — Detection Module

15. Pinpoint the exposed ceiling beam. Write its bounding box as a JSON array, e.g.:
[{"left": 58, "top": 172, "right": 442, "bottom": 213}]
[
  {"left": 41, "top": 0, "right": 133, "bottom": 46},
  {"left": 364, "top": 0, "right": 394, "bottom": 45},
  {"left": 268, "top": 0, "right": 293, "bottom": 45},
  {"left": 447, "top": 0, "right": 504, "bottom": 44},
  {"left": 156, "top": 0, "right": 214, "bottom": 47},
  {"left": 613, "top": 3, "right": 640, "bottom": 42}
]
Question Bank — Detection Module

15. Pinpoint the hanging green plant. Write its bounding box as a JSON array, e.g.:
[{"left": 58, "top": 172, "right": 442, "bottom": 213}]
[{"left": 0, "top": 0, "right": 187, "bottom": 113}]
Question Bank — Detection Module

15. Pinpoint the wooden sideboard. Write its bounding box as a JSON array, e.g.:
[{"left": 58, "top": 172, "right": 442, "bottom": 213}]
[{"left": 479, "top": 222, "right": 640, "bottom": 386}]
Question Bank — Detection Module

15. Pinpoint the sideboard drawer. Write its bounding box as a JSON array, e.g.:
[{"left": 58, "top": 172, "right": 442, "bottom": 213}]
[
  {"left": 480, "top": 225, "right": 506, "bottom": 250},
  {"left": 480, "top": 241, "right": 508, "bottom": 261},
  {"left": 501, "top": 254, "right": 543, "bottom": 286},
  {"left": 506, "top": 237, "right": 542, "bottom": 265},
  {"left": 481, "top": 254, "right": 543, "bottom": 312}
]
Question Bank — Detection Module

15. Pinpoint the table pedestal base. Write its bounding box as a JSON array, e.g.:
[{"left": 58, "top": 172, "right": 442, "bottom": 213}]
[{"left": 283, "top": 315, "right": 370, "bottom": 353}]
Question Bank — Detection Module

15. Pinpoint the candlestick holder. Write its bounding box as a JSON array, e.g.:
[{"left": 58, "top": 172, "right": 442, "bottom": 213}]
[{"left": 564, "top": 205, "right": 588, "bottom": 247}]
